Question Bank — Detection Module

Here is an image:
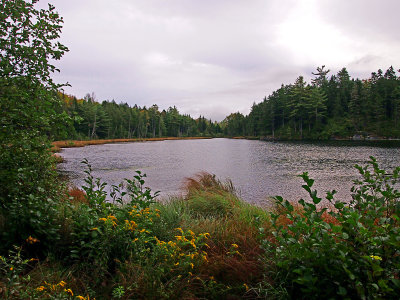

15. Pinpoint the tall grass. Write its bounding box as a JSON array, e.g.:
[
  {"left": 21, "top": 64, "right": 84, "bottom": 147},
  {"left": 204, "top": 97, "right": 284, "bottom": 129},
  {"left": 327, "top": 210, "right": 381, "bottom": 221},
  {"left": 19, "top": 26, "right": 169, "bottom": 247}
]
[{"left": 52, "top": 137, "right": 211, "bottom": 152}]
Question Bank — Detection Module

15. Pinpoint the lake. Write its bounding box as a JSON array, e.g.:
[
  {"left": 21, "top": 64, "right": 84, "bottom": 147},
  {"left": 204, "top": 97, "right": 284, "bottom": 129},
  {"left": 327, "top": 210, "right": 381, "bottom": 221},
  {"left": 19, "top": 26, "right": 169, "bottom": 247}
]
[{"left": 58, "top": 138, "right": 400, "bottom": 206}]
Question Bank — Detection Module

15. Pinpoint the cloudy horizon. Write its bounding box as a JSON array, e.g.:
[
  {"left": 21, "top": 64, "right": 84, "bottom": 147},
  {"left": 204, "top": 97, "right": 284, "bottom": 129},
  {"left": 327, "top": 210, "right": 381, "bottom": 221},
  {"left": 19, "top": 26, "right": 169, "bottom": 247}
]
[{"left": 47, "top": 0, "right": 400, "bottom": 121}]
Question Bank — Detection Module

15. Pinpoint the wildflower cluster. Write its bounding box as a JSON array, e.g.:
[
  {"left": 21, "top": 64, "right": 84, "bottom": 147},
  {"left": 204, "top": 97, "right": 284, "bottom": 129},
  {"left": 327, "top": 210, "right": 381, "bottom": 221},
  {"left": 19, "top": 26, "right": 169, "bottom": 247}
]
[
  {"left": 26, "top": 236, "right": 40, "bottom": 244},
  {"left": 34, "top": 280, "right": 92, "bottom": 299},
  {"left": 151, "top": 228, "right": 210, "bottom": 275}
]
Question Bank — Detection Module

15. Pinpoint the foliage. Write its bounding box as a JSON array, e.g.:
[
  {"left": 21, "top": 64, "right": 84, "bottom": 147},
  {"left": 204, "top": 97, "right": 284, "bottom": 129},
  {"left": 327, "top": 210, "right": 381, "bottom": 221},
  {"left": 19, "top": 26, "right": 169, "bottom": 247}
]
[
  {"left": 0, "top": 0, "right": 69, "bottom": 254},
  {"left": 59, "top": 94, "right": 223, "bottom": 140},
  {"left": 262, "top": 157, "right": 400, "bottom": 299},
  {"left": 225, "top": 66, "right": 400, "bottom": 139}
]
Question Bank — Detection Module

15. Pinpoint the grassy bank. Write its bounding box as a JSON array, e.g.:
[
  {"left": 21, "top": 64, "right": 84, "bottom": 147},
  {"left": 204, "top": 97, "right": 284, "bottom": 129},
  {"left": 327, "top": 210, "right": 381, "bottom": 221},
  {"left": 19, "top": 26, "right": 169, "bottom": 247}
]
[
  {"left": 51, "top": 137, "right": 212, "bottom": 152},
  {"left": 0, "top": 158, "right": 399, "bottom": 299}
]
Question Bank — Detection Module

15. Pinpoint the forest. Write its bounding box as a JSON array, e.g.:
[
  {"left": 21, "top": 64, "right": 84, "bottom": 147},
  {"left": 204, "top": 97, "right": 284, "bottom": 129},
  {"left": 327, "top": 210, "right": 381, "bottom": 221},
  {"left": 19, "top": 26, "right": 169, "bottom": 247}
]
[
  {"left": 224, "top": 66, "right": 400, "bottom": 139},
  {"left": 57, "top": 66, "right": 400, "bottom": 141},
  {"left": 56, "top": 93, "right": 223, "bottom": 140}
]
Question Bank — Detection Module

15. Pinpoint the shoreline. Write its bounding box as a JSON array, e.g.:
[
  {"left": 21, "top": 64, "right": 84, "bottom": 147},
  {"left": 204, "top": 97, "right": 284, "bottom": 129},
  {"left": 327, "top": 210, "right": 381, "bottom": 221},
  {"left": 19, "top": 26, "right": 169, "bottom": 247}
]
[{"left": 51, "top": 136, "right": 213, "bottom": 152}]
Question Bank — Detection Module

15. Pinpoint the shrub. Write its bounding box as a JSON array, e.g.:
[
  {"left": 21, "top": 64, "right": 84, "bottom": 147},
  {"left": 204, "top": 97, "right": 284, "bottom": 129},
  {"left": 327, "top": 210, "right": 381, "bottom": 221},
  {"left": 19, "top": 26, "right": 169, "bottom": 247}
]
[{"left": 262, "top": 157, "right": 400, "bottom": 299}]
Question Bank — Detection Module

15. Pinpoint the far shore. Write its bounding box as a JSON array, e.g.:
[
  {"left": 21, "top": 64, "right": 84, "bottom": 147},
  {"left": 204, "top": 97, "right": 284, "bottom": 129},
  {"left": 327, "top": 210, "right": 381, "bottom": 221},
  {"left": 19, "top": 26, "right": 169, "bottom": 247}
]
[
  {"left": 51, "top": 136, "right": 212, "bottom": 152},
  {"left": 52, "top": 135, "right": 400, "bottom": 152}
]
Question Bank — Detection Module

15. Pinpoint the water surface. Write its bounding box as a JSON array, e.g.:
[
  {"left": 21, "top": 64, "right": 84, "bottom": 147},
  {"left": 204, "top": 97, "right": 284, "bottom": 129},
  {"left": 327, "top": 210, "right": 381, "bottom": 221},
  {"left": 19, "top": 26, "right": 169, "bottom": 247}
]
[{"left": 59, "top": 139, "right": 400, "bottom": 206}]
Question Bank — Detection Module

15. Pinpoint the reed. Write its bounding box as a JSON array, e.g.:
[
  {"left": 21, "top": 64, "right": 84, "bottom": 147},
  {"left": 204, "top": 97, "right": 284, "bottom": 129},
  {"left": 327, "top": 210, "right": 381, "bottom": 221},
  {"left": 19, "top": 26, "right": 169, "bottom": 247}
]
[{"left": 51, "top": 137, "right": 212, "bottom": 152}]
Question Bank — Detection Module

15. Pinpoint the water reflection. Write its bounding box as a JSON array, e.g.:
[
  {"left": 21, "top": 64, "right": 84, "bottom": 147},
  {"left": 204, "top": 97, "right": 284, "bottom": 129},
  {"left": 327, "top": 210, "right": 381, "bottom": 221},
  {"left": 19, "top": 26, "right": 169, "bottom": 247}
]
[{"left": 58, "top": 139, "right": 400, "bottom": 205}]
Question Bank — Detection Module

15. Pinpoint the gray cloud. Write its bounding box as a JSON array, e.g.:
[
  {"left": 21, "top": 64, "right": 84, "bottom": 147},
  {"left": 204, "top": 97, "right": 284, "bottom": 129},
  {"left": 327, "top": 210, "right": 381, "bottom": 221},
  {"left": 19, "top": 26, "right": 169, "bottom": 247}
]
[{"left": 48, "top": 0, "right": 400, "bottom": 121}]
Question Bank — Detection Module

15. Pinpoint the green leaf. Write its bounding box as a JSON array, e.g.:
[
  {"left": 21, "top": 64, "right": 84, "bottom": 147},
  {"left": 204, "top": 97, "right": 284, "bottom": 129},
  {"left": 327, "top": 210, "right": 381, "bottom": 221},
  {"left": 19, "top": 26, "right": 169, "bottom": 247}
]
[{"left": 338, "top": 286, "right": 347, "bottom": 296}]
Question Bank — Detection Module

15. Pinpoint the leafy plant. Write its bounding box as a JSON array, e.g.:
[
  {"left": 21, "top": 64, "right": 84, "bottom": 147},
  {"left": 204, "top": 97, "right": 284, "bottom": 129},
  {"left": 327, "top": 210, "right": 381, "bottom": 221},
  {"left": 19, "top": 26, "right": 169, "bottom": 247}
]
[{"left": 263, "top": 157, "right": 400, "bottom": 299}]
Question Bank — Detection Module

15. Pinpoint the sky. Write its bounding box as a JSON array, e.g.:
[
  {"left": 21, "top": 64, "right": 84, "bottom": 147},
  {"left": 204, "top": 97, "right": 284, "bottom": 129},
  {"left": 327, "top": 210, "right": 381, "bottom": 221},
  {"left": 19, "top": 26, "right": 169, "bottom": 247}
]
[{"left": 46, "top": 0, "right": 400, "bottom": 121}]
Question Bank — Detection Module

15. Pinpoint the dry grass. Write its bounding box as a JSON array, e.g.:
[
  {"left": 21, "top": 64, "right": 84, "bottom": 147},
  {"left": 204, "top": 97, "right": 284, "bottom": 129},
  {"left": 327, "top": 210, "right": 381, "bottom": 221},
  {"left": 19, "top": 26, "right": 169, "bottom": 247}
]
[
  {"left": 179, "top": 172, "right": 269, "bottom": 292},
  {"left": 51, "top": 137, "right": 211, "bottom": 152},
  {"left": 183, "top": 172, "right": 237, "bottom": 198},
  {"left": 66, "top": 187, "right": 87, "bottom": 205},
  {"left": 194, "top": 218, "right": 265, "bottom": 284}
]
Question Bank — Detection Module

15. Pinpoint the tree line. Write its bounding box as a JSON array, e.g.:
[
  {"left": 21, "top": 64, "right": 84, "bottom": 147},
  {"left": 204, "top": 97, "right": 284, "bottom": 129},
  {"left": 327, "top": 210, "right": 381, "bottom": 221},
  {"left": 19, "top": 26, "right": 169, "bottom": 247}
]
[
  {"left": 223, "top": 66, "right": 400, "bottom": 139},
  {"left": 56, "top": 93, "right": 223, "bottom": 140}
]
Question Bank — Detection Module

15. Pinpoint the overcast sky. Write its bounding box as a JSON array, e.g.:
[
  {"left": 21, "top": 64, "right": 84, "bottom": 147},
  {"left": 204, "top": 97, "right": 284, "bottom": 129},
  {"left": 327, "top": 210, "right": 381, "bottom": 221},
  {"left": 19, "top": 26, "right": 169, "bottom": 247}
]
[{"left": 47, "top": 0, "right": 400, "bottom": 121}]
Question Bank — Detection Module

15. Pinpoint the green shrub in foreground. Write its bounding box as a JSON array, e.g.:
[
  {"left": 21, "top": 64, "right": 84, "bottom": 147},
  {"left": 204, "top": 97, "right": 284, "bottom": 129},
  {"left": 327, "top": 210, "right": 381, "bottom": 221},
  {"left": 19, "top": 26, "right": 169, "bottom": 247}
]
[{"left": 263, "top": 157, "right": 400, "bottom": 299}]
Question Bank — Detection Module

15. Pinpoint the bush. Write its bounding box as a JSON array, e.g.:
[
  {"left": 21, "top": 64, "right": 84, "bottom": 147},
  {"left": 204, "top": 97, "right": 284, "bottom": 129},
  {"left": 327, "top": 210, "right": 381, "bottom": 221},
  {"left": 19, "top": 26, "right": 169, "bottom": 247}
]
[{"left": 262, "top": 157, "right": 400, "bottom": 299}]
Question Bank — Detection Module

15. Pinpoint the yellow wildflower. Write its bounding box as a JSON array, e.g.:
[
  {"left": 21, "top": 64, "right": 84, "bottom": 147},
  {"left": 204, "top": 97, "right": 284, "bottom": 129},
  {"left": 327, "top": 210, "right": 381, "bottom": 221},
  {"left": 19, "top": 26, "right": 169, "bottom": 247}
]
[
  {"left": 370, "top": 255, "right": 382, "bottom": 261},
  {"left": 175, "top": 262, "right": 179, "bottom": 266},
  {"left": 76, "top": 296, "right": 86, "bottom": 300},
  {"left": 231, "top": 243, "right": 239, "bottom": 248},
  {"left": 26, "top": 236, "right": 40, "bottom": 244},
  {"left": 99, "top": 218, "right": 107, "bottom": 222},
  {"left": 58, "top": 281, "right": 67, "bottom": 287},
  {"left": 36, "top": 286, "right": 46, "bottom": 292},
  {"left": 108, "top": 215, "right": 117, "bottom": 221},
  {"left": 64, "top": 288, "right": 73, "bottom": 296},
  {"left": 243, "top": 283, "right": 249, "bottom": 291},
  {"left": 175, "top": 228, "right": 184, "bottom": 234},
  {"left": 9, "top": 267, "right": 13, "bottom": 271},
  {"left": 90, "top": 227, "right": 98, "bottom": 231},
  {"left": 190, "top": 263, "right": 194, "bottom": 269},
  {"left": 133, "top": 238, "right": 138, "bottom": 242}
]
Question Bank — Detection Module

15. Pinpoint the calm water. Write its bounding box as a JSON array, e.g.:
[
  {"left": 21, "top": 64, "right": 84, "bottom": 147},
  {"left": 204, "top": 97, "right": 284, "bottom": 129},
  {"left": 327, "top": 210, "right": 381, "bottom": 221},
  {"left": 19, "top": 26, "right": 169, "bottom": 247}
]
[{"left": 58, "top": 138, "right": 400, "bottom": 206}]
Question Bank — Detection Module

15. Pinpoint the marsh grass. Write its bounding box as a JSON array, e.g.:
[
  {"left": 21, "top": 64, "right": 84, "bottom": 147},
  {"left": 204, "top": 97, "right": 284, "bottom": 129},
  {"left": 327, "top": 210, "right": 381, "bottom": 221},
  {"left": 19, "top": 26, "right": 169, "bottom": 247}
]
[
  {"left": 155, "top": 172, "right": 271, "bottom": 297},
  {"left": 51, "top": 137, "right": 211, "bottom": 152}
]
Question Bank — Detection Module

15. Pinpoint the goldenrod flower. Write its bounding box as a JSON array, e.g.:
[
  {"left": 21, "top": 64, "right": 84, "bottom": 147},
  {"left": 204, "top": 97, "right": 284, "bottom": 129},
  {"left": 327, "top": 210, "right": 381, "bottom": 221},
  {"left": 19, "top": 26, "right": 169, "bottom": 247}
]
[
  {"left": 64, "top": 288, "right": 73, "bottom": 296},
  {"left": 58, "top": 281, "right": 67, "bottom": 287},
  {"left": 26, "top": 236, "right": 40, "bottom": 244},
  {"left": 108, "top": 215, "right": 117, "bottom": 221},
  {"left": 370, "top": 255, "right": 382, "bottom": 261}
]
